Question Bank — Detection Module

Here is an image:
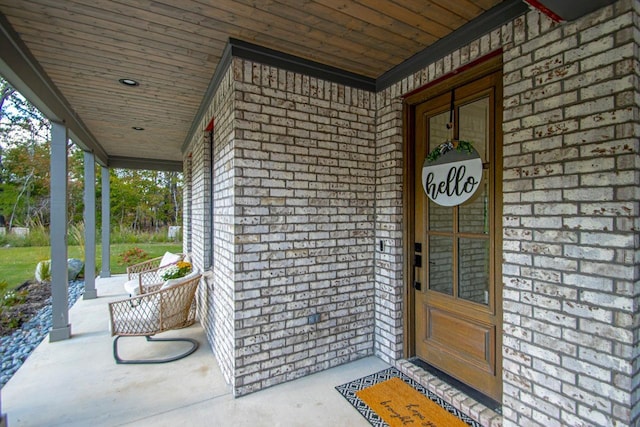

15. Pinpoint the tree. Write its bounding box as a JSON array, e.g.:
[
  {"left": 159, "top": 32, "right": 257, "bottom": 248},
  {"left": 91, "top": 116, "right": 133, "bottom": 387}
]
[
  {"left": 67, "top": 146, "right": 88, "bottom": 225},
  {"left": 1, "top": 141, "right": 50, "bottom": 226},
  {"left": 0, "top": 81, "right": 15, "bottom": 181},
  {"left": 0, "top": 78, "right": 51, "bottom": 226},
  {"left": 108, "top": 169, "right": 182, "bottom": 230}
]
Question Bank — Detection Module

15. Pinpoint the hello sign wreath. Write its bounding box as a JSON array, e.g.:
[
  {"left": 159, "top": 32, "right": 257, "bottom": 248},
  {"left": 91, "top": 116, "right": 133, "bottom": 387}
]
[{"left": 421, "top": 139, "right": 483, "bottom": 207}]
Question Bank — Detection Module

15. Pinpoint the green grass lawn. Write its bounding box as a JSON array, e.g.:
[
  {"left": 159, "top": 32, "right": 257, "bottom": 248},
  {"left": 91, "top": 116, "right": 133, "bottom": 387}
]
[{"left": 0, "top": 243, "right": 183, "bottom": 290}]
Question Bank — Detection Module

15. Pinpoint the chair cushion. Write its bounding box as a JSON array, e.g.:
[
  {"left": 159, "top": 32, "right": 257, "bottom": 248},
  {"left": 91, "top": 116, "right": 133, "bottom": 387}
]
[
  {"left": 123, "top": 279, "right": 140, "bottom": 296},
  {"left": 160, "top": 269, "right": 200, "bottom": 290},
  {"left": 159, "top": 252, "right": 181, "bottom": 267}
]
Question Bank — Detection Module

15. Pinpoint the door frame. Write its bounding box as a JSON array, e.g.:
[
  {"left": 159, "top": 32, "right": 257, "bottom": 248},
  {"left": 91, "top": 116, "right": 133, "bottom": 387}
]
[{"left": 402, "top": 53, "right": 504, "bottom": 362}]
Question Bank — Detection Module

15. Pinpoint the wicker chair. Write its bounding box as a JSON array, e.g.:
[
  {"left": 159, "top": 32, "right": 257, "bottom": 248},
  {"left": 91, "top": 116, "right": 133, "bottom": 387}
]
[
  {"left": 124, "top": 252, "right": 185, "bottom": 296},
  {"left": 108, "top": 273, "right": 202, "bottom": 364}
]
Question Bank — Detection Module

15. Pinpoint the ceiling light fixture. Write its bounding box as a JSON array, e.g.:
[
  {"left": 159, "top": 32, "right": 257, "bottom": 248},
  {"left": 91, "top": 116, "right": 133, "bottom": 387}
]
[
  {"left": 132, "top": 126, "right": 144, "bottom": 131},
  {"left": 119, "top": 78, "right": 139, "bottom": 86}
]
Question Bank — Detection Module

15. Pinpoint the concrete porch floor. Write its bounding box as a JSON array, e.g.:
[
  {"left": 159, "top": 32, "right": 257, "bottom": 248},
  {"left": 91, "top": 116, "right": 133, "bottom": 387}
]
[{"left": 2, "top": 275, "right": 388, "bottom": 427}]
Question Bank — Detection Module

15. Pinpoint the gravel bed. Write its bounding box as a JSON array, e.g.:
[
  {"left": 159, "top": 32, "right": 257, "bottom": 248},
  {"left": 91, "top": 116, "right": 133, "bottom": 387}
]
[{"left": 0, "top": 280, "right": 85, "bottom": 388}]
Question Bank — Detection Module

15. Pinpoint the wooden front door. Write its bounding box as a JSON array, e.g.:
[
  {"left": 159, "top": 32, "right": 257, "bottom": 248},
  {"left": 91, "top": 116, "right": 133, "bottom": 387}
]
[{"left": 411, "top": 69, "right": 502, "bottom": 401}]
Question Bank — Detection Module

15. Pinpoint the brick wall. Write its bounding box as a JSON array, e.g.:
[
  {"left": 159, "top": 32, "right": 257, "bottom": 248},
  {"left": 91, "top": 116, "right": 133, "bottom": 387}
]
[
  {"left": 374, "top": 95, "right": 405, "bottom": 362},
  {"left": 501, "top": 2, "right": 639, "bottom": 426},
  {"left": 375, "top": 1, "right": 639, "bottom": 425},
  {"left": 186, "top": 64, "right": 237, "bottom": 386},
  {"left": 231, "top": 58, "right": 377, "bottom": 395},
  {"left": 208, "top": 64, "right": 236, "bottom": 386},
  {"left": 189, "top": 130, "right": 210, "bottom": 272},
  {"left": 183, "top": 1, "right": 639, "bottom": 421}
]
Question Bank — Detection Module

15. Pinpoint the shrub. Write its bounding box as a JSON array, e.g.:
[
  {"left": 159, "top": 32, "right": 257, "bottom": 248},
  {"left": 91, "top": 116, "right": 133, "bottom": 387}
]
[
  {"left": 117, "top": 247, "right": 150, "bottom": 266},
  {"left": 2, "top": 289, "right": 27, "bottom": 307},
  {"left": 0, "top": 280, "right": 27, "bottom": 308},
  {"left": 0, "top": 281, "right": 37, "bottom": 334},
  {"left": 35, "top": 260, "right": 51, "bottom": 282}
]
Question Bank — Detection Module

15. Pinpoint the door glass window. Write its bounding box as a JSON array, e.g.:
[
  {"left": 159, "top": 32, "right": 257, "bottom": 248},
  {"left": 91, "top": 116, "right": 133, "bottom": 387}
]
[
  {"left": 458, "top": 238, "right": 490, "bottom": 304},
  {"left": 428, "top": 111, "right": 449, "bottom": 153},
  {"left": 459, "top": 98, "right": 489, "bottom": 162},
  {"left": 425, "top": 95, "right": 492, "bottom": 305},
  {"left": 428, "top": 236, "right": 453, "bottom": 296},
  {"left": 429, "top": 200, "right": 453, "bottom": 232},
  {"left": 459, "top": 170, "right": 488, "bottom": 234}
]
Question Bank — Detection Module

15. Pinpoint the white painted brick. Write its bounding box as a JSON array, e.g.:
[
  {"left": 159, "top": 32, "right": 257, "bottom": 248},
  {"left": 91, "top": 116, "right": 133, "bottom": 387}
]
[
  {"left": 534, "top": 91, "right": 577, "bottom": 112},
  {"left": 564, "top": 36, "right": 615, "bottom": 63},
  {"left": 580, "top": 260, "right": 635, "bottom": 280},
  {"left": 520, "top": 189, "right": 562, "bottom": 202},
  {"left": 581, "top": 232, "right": 635, "bottom": 248},
  {"left": 532, "top": 382, "right": 576, "bottom": 412},
  {"left": 521, "top": 216, "right": 562, "bottom": 229},
  {"left": 563, "top": 187, "right": 613, "bottom": 202},
  {"left": 564, "top": 245, "right": 615, "bottom": 261},
  {"left": 581, "top": 291, "right": 633, "bottom": 312},
  {"left": 583, "top": 42, "right": 635, "bottom": 73},
  {"left": 563, "top": 216, "right": 613, "bottom": 231},
  {"left": 581, "top": 77, "right": 635, "bottom": 101}
]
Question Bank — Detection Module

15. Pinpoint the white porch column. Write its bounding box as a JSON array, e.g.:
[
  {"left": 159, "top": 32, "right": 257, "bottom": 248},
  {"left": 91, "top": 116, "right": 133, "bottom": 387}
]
[
  {"left": 100, "top": 166, "right": 110, "bottom": 278},
  {"left": 83, "top": 151, "right": 97, "bottom": 299},
  {"left": 49, "top": 121, "right": 70, "bottom": 342}
]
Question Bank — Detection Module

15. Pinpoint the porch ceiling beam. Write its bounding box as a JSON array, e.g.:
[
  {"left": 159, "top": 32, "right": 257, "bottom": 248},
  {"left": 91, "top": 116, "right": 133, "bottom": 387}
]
[
  {"left": 0, "top": 12, "right": 108, "bottom": 166},
  {"left": 108, "top": 155, "right": 183, "bottom": 172}
]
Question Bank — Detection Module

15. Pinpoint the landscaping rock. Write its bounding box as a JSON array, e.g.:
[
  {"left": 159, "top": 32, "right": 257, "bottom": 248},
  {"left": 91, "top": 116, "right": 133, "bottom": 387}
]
[
  {"left": 35, "top": 258, "right": 85, "bottom": 283},
  {"left": 67, "top": 258, "right": 84, "bottom": 280}
]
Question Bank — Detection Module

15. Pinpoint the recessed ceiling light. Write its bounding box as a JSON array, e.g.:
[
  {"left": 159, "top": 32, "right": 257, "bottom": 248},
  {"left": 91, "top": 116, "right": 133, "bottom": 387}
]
[
  {"left": 119, "top": 78, "right": 139, "bottom": 86},
  {"left": 132, "top": 126, "right": 144, "bottom": 131}
]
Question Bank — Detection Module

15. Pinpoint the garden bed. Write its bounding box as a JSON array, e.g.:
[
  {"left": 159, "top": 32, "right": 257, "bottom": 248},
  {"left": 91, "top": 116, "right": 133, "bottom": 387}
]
[{"left": 0, "top": 280, "right": 51, "bottom": 336}]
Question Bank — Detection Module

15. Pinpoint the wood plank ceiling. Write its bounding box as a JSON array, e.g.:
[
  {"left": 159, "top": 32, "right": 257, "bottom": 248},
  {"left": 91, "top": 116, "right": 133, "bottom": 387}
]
[{"left": 0, "top": 0, "right": 506, "bottom": 168}]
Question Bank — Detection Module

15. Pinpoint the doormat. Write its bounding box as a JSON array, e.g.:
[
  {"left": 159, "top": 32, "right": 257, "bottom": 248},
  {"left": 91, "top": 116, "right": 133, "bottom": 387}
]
[{"left": 335, "top": 367, "right": 480, "bottom": 427}]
